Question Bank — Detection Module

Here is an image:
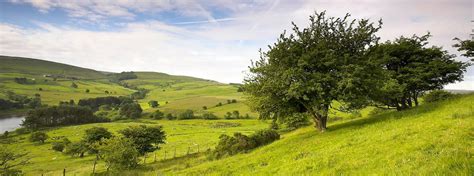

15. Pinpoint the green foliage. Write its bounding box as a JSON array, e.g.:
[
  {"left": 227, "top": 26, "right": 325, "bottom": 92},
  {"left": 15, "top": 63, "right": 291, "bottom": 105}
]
[
  {"left": 453, "top": 38, "right": 474, "bottom": 61},
  {"left": 212, "top": 129, "right": 280, "bottom": 159},
  {"left": 423, "top": 90, "right": 454, "bottom": 103},
  {"left": 150, "top": 109, "right": 165, "bottom": 120},
  {"left": 202, "top": 112, "right": 218, "bottom": 120},
  {"left": 29, "top": 131, "right": 48, "bottom": 143},
  {"left": 97, "top": 137, "right": 139, "bottom": 170},
  {"left": 22, "top": 106, "right": 109, "bottom": 129},
  {"left": 51, "top": 142, "right": 65, "bottom": 152},
  {"left": 130, "top": 89, "right": 149, "bottom": 100},
  {"left": 370, "top": 33, "right": 468, "bottom": 110},
  {"left": 166, "top": 113, "right": 176, "bottom": 120},
  {"left": 65, "top": 141, "right": 87, "bottom": 157},
  {"left": 281, "top": 113, "right": 310, "bottom": 130},
  {"left": 178, "top": 109, "right": 195, "bottom": 120},
  {"left": 0, "top": 146, "right": 30, "bottom": 175},
  {"left": 148, "top": 100, "right": 159, "bottom": 108},
  {"left": 119, "top": 103, "right": 143, "bottom": 119},
  {"left": 243, "top": 11, "right": 382, "bottom": 131},
  {"left": 108, "top": 72, "right": 138, "bottom": 83},
  {"left": 78, "top": 96, "right": 130, "bottom": 110},
  {"left": 119, "top": 125, "right": 166, "bottom": 155},
  {"left": 83, "top": 127, "right": 113, "bottom": 145}
]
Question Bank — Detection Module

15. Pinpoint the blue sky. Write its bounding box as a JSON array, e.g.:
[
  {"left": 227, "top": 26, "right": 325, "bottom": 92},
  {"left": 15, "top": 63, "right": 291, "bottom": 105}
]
[{"left": 0, "top": 0, "right": 473, "bottom": 89}]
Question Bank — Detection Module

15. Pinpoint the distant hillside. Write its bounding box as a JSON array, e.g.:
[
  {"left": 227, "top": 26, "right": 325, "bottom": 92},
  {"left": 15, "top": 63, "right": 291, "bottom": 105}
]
[{"left": 0, "top": 55, "right": 107, "bottom": 79}]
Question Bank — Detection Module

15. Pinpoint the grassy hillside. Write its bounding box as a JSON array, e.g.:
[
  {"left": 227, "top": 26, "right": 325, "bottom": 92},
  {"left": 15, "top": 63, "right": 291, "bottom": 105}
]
[
  {"left": 7, "top": 119, "right": 269, "bottom": 175},
  {"left": 0, "top": 56, "right": 254, "bottom": 117},
  {"left": 126, "top": 94, "right": 472, "bottom": 175},
  {"left": 0, "top": 56, "right": 106, "bottom": 79}
]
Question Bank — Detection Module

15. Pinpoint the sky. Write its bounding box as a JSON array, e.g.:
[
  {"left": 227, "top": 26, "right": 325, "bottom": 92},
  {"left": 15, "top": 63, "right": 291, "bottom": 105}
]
[{"left": 0, "top": 0, "right": 473, "bottom": 89}]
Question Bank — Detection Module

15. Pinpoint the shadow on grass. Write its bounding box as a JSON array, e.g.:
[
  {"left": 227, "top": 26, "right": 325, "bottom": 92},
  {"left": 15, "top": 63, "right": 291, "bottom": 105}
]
[{"left": 326, "top": 96, "right": 458, "bottom": 132}]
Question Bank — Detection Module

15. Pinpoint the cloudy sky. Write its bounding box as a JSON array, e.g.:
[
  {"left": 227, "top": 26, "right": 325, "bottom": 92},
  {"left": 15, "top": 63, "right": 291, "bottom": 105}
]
[{"left": 0, "top": 0, "right": 473, "bottom": 89}]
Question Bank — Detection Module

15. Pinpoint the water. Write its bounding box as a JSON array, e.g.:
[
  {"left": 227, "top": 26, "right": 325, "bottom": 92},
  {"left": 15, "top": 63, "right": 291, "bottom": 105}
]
[{"left": 0, "top": 116, "right": 24, "bottom": 132}]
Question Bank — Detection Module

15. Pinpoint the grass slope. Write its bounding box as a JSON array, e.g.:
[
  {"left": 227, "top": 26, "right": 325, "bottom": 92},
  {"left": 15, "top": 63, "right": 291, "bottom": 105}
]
[{"left": 155, "top": 94, "right": 473, "bottom": 175}]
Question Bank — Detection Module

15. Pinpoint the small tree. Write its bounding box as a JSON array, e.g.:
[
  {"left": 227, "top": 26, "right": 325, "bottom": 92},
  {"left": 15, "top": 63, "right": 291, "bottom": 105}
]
[
  {"left": 232, "top": 110, "right": 240, "bottom": 119},
  {"left": 29, "top": 131, "right": 48, "bottom": 143},
  {"left": 148, "top": 101, "right": 159, "bottom": 108},
  {"left": 202, "top": 106, "right": 207, "bottom": 110},
  {"left": 202, "top": 112, "right": 218, "bottom": 120},
  {"left": 51, "top": 142, "right": 65, "bottom": 152},
  {"left": 151, "top": 110, "right": 164, "bottom": 120},
  {"left": 166, "top": 113, "right": 175, "bottom": 120},
  {"left": 0, "top": 147, "right": 30, "bottom": 175},
  {"left": 178, "top": 109, "right": 194, "bottom": 120},
  {"left": 84, "top": 127, "right": 113, "bottom": 145},
  {"left": 119, "top": 125, "right": 166, "bottom": 163},
  {"left": 98, "top": 137, "right": 139, "bottom": 170},
  {"left": 120, "top": 103, "right": 143, "bottom": 119},
  {"left": 65, "top": 141, "right": 88, "bottom": 157},
  {"left": 85, "top": 89, "right": 90, "bottom": 93}
]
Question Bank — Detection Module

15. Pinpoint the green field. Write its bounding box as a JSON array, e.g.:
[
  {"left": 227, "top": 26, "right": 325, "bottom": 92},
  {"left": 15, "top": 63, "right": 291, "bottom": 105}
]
[
  {"left": 1, "top": 56, "right": 472, "bottom": 175},
  {"left": 131, "top": 93, "right": 474, "bottom": 175}
]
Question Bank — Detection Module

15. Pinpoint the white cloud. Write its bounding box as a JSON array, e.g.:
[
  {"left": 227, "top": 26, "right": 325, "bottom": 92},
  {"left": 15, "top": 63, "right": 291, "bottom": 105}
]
[{"left": 1, "top": 0, "right": 473, "bottom": 89}]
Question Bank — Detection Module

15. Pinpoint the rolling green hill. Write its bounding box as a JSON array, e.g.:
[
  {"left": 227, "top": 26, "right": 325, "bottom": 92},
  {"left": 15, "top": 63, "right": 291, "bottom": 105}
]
[
  {"left": 0, "top": 56, "right": 254, "bottom": 118},
  {"left": 131, "top": 93, "right": 472, "bottom": 175}
]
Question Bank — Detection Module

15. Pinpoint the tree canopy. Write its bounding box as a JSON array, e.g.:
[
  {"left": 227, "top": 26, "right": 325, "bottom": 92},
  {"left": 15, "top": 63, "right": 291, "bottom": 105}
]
[{"left": 243, "top": 11, "right": 383, "bottom": 131}]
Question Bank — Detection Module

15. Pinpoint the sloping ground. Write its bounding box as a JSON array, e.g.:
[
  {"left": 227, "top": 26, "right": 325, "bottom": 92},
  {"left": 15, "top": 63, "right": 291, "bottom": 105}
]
[
  {"left": 169, "top": 94, "right": 474, "bottom": 175},
  {"left": 0, "top": 56, "right": 106, "bottom": 79}
]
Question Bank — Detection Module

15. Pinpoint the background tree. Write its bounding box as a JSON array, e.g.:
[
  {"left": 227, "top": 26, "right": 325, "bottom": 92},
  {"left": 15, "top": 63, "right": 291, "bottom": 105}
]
[
  {"left": 148, "top": 100, "right": 159, "bottom": 108},
  {"left": 65, "top": 141, "right": 88, "bottom": 157},
  {"left": 119, "top": 125, "right": 166, "bottom": 163},
  {"left": 243, "top": 11, "right": 383, "bottom": 132},
  {"left": 453, "top": 38, "right": 474, "bottom": 61},
  {"left": 97, "top": 137, "right": 139, "bottom": 170},
  {"left": 370, "top": 34, "right": 468, "bottom": 110},
  {"left": 0, "top": 147, "right": 30, "bottom": 175},
  {"left": 119, "top": 103, "right": 143, "bottom": 119},
  {"left": 71, "top": 82, "right": 78, "bottom": 88},
  {"left": 83, "top": 127, "right": 113, "bottom": 154},
  {"left": 29, "top": 131, "right": 48, "bottom": 143}
]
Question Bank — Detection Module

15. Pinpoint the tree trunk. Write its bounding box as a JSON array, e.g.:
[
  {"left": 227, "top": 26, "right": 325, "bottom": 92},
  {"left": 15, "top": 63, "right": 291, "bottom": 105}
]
[
  {"left": 413, "top": 92, "right": 419, "bottom": 106},
  {"left": 309, "top": 105, "right": 328, "bottom": 132},
  {"left": 92, "top": 155, "right": 98, "bottom": 175}
]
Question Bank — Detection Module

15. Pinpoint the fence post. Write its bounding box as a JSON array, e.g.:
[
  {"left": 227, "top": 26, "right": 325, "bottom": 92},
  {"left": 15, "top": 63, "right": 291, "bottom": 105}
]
[
  {"left": 187, "top": 146, "right": 190, "bottom": 155},
  {"left": 63, "top": 168, "right": 66, "bottom": 176},
  {"left": 164, "top": 150, "right": 167, "bottom": 160},
  {"left": 154, "top": 153, "right": 157, "bottom": 162},
  {"left": 197, "top": 144, "right": 199, "bottom": 153}
]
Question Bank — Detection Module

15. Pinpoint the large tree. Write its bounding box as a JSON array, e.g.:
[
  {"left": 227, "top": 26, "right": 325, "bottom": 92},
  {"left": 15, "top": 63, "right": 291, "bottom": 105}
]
[
  {"left": 244, "top": 11, "right": 383, "bottom": 132},
  {"left": 371, "top": 34, "right": 469, "bottom": 110}
]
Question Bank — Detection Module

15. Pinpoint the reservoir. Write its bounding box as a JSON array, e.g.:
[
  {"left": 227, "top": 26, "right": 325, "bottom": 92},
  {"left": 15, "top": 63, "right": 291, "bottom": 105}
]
[{"left": 0, "top": 116, "right": 24, "bottom": 132}]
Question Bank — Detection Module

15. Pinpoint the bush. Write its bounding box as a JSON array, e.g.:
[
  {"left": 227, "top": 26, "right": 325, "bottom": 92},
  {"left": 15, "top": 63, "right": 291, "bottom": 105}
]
[
  {"left": 166, "top": 113, "right": 176, "bottom": 120},
  {"left": 177, "top": 109, "right": 195, "bottom": 120},
  {"left": 98, "top": 137, "right": 139, "bottom": 170},
  {"left": 202, "top": 112, "right": 218, "bottom": 120},
  {"left": 150, "top": 110, "right": 164, "bottom": 120},
  {"left": 52, "top": 142, "right": 65, "bottom": 152},
  {"left": 283, "top": 113, "right": 310, "bottom": 130},
  {"left": 211, "top": 129, "right": 279, "bottom": 159},
  {"left": 423, "top": 90, "right": 454, "bottom": 103},
  {"left": 119, "top": 103, "right": 142, "bottom": 119},
  {"left": 29, "top": 131, "right": 48, "bottom": 143},
  {"left": 148, "top": 100, "right": 159, "bottom": 108}
]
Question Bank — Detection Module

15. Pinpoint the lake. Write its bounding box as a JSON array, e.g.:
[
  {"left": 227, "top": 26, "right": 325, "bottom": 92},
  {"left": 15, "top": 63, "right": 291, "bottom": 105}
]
[{"left": 0, "top": 116, "right": 24, "bottom": 132}]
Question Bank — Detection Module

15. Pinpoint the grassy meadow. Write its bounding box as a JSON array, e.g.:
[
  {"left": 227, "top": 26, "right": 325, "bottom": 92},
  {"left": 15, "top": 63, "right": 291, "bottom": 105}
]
[{"left": 1, "top": 56, "right": 472, "bottom": 175}]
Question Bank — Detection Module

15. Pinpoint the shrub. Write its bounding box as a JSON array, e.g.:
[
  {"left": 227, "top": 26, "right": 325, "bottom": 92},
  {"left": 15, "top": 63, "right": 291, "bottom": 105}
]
[
  {"left": 150, "top": 110, "right": 164, "bottom": 120},
  {"left": 202, "top": 106, "right": 207, "bottom": 110},
  {"left": 71, "top": 82, "right": 78, "bottom": 88},
  {"left": 166, "top": 113, "right": 176, "bottom": 120},
  {"left": 85, "top": 89, "right": 90, "bottom": 93},
  {"left": 98, "top": 137, "right": 139, "bottom": 170},
  {"left": 65, "top": 141, "right": 87, "bottom": 157},
  {"left": 211, "top": 129, "right": 279, "bottom": 159},
  {"left": 29, "top": 131, "right": 48, "bottom": 143},
  {"left": 178, "top": 109, "right": 195, "bottom": 120},
  {"left": 423, "top": 90, "right": 454, "bottom": 103},
  {"left": 119, "top": 103, "right": 142, "bottom": 119},
  {"left": 52, "top": 142, "right": 65, "bottom": 152},
  {"left": 148, "top": 100, "right": 159, "bottom": 108},
  {"left": 202, "top": 112, "right": 218, "bottom": 120}
]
